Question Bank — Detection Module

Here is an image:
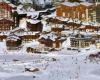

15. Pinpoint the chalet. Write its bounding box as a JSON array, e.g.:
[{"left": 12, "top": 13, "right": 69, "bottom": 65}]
[
  {"left": 56, "top": 2, "right": 95, "bottom": 22},
  {"left": 12, "top": 4, "right": 27, "bottom": 26},
  {"left": 21, "top": 32, "right": 40, "bottom": 42},
  {"left": 0, "top": 2, "right": 14, "bottom": 19},
  {"left": 26, "top": 41, "right": 45, "bottom": 53},
  {"left": 12, "top": 10, "right": 27, "bottom": 26},
  {"left": 0, "top": 35, "right": 7, "bottom": 41},
  {"left": 79, "top": 25, "right": 98, "bottom": 32},
  {"left": 38, "top": 33, "right": 66, "bottom": 49},
  {"left": 79, "top": 2, "right": 95, "bottom": 22},
  {"left": 6, "top": 34, "right": 22, "bottom": 50},
  {"left": 27, "top": 19, "right": 43, "bottom": 32},
  {"left": 39, "top": 37, "right": 66, "bottom": 49},
  {"left": 70, "top": 33, "right": 94, "bottom": 48},
  {"left": 0, "top": 18, "right": 15, "bottom": 31},
  {"left": 39, "top": 37, "right": 53, "bottom": 48},
  {"left": 64, "top": 21, "right": 81, "bottom": 30},
  {"left": 46, "top": 18, "right": 81, "bottom": 32},
  {"left": 46, "top": 18, "right": 65, "bottom": 33},
  {"left": 8, "top": 27, "right": 41, "bottom": 43},
  {"left": 54, "top": 37, "right": 66, "bottom": 48},
  {"left": 6, "top": 26, "right": 41, "bottom": 43}
]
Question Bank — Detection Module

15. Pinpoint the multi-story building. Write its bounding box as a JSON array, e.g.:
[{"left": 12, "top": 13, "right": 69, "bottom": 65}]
[
  {"left": 0, "top": 18, "right": 15, "bottom": 31},
  {"left": 95, "top": 0, "right": 100, "bottom": 23},
  {"left": 86, "top": 0, "right": 100, "bottom": 23},
  {"left": 56, "top": 2, "right": 96, "bottom": 22},
  {"left": 0, "top": 1, "right": 15, "bottom": 19},
  {"left": 70, "top": 33, "right": 94, "bottom": 48}
]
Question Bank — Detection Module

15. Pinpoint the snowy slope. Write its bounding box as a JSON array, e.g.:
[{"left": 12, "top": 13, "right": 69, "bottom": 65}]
[{"left": 0, "top": 48, "right": 100, "bottom": 80}]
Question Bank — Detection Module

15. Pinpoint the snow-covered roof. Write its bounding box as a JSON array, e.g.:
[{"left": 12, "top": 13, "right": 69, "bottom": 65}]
[
  {"left": 16, "top": 4, "right": 27, "bottom": 14},
  {"left": 27, "top": 19, "right": 41, "bottom": 24},
  {"left": 0, "top": 0, "right": 9, "bottom": 3},
  {"left": 81, "top": 21, "right": 99, "bottom": 27},
  {"left": 40, "top": 33, "right": 57, "bottom": 41},
  {"left": 26, "top": 11, "right": 39, "bottom": 18},
  {"left": 71, "top": 33, "right": 92, "bottom": 39},
  {"left": 43, "top": 11, "right": 56, "bottom": 18},
  {"left": 19, "top": 0, "right": 33, "bottom": 3},
  {"left": 61, "top": 2, "right": 79, "bottom": 7},
  {"left": 82, "top": 21, "right": 89, "bottom": 25},
  {"left": 16, "top": 4, "right": 40, "bottom": 18},
  {"left": 68, "top": 19, "right": 74, "bottom": 23},
  {"left": 73, "top": 18, "right": 81, "bottom": 24},
  {"left": 22, "top": 31, "right": 40, "bottom": 36},
  {"left": 80, "top": 2, "right": 93, "bottom": 7},
  {"left": 8, "top": 3, "right": 16, "bottom": 8},
  {"left": 27, "top": 7, "right": 35, "bottom": 12},
  {"left": 0, "top": 18, "right": 13, "bottom": 22},
  {"left": 33, "top": 0, "right": 52, "bottom": 5},
  {"left": 80, "top": 25, "right": 86, "bottom": 28},
  {"left": 7, "top": 35, "right": 21, "bottom": 41},
  {"left": 56, "top": 17, "right": 69, "bottom": 22},
  {"left": 13, "top": 31, "right": 40, "bottom": 36},
  {"left": 25, "top": 40, "right": 40, "bottom": 48}
]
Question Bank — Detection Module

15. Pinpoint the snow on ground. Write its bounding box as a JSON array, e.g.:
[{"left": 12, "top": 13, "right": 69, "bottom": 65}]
[{"left": 0, "top": 47, "right": 100, "bottom": 80}]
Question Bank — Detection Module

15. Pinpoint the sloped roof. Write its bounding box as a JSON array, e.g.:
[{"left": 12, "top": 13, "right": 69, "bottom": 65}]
[
  {"left": 61, "top": 2, "right": 80, "bottom": 7},
  {"left": 0, "top": 18, "right": 14, "bottom": 23},
  {"left": 27, "top": 19, "right": 41, "bottom": 24},
  {"left": 0, "top": 2, "right": 13, "bottom": 11},
  {"left": 80, "top": 2, "right": 93, "bottom": 7}
]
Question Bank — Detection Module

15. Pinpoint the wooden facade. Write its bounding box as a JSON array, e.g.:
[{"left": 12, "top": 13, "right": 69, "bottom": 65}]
[
  {"left": 26, "top": 44, "right": 44, "bottom": 53},
  {"left": 0, "top": 35, "right": 7, "bottom": 41},
  {"left": 27, "top": 21, "right": 43, "bottom": 32},
  {"left": 39, "top": 36, "right": 65, "bottom": 49},
  {"left": 21, "top": 34, "right": 40, "bottom": 42},
  {"left": 0, "top": 2, "right": 13, "bottom": 19},
  {"left": 0, "top": 19, "right": 15, "bottom": 31},
  {"left": 96, "top": 4, "right": 100, "bottom": 23},
  {"left": 64, "top": 22, "right": 81, "bottom": 30},
  {"left": 70, "top": 34, "right": 94, "bottom": 48},
  {"left": 6, "top": 35, "right": 22, "bottom": 50},
  {"left": 79, "top": 25, "right": 98, "bottom": 32},
  {"left": 39, "top": 37, "right": 53, "bottom": 48},
  {"left": 56, "top": 2, "right": 95, "bottom": 22},
  {"left": 46, "top": 18, "right": 81, "bottom": 31},
  {"left": 52, "top": 28, "right": 64, "bottom": 33},
  {"left": 46, "top": 18, "right": 65, "bottom": 33}
]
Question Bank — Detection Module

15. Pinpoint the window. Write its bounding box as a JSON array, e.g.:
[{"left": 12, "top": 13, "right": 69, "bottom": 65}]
[
  {"left": 0, "top": 8, "right": 5, "bottom": 18},
  {"left": 63, "top": 12, "right": 65, "bottom": 17}
]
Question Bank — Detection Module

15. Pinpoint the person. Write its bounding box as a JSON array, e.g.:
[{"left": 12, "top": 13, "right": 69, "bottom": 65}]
[{"left": 33, "top": 76, "right": 36, "bottom": 78}]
